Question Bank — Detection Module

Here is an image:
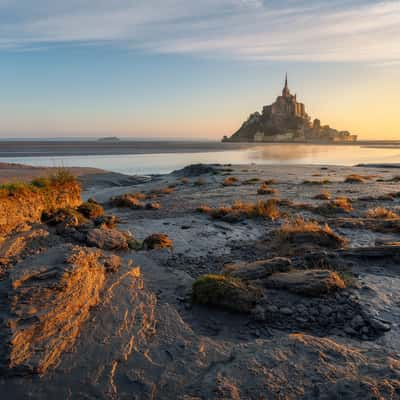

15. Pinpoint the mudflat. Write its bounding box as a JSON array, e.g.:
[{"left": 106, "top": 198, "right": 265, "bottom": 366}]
[{"left": 1, "top": 162, "right": 400, "bottom": 399}]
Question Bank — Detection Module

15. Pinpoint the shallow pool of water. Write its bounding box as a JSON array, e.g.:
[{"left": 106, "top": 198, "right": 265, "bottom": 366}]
[{"left": 2, "top": 144, "right": 400, "bottom": 175}]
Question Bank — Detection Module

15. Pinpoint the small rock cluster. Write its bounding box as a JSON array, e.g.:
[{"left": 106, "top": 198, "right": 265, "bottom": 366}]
[
  {"left": 253, "top": 289, "right": 390, "bottom": 340},
  {"left": 192, "top": 257, "right": 391, "bottom": 340}
]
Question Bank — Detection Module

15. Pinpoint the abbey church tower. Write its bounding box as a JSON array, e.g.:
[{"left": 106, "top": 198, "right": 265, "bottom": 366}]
[{"left": 268, "top": 74, "right": 308, "bottom": 119}]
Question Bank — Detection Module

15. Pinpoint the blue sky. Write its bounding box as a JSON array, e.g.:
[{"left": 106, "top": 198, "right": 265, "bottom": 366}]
[{"left": 0, "top": 0, "right": 399, "bottom": 139}]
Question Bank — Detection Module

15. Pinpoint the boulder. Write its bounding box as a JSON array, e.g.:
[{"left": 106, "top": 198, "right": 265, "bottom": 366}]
[
  {"left": 94, "top": 214, "right": 119, "bottom": 229},
  {"left": 143, "top": 233, "right": 173, "bottom": 250},
  {"left": 225, "top": 257, "right": 292, "bottom": 281},
  {"left": 86, "top": 228, "right": 132, "bottom": 250},
  {"left": 264, "top": 269, "right": 345, "bottom": 297},
  {"left": 192, "top": 274, "right": 262, "bottom": 313}
]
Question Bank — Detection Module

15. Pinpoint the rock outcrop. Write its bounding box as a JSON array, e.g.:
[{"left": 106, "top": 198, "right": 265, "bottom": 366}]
[{"left": 0, "top": 244, "right": 106, "bottom": 375}]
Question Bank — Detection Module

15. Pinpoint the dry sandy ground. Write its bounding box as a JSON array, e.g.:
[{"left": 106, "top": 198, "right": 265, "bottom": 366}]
[
  {"left": 0, "top": 162, "right": 152, "bottom": 187},
  {"left": 0, "top": 162, "right": 104, "bottom": 184}
]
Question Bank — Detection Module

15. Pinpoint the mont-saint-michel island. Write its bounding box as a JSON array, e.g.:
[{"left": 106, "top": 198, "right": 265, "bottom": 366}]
[{"left": 223, "top": 75, "right": 358, "bottom": 143}]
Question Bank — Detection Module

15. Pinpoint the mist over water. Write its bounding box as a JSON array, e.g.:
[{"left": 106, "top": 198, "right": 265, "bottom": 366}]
[{"left": 1, "top": 144, "right": 400, "bottom": 175}]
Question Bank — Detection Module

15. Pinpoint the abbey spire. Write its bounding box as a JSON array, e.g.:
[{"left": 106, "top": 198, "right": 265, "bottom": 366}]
[{"left": 282, "top": 73, "right": 290, "bottom": 97}]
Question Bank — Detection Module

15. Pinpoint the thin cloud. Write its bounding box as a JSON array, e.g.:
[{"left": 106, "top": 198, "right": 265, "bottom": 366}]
[{"left": 0, "top": 0, "right": 399, "bottom": 63}]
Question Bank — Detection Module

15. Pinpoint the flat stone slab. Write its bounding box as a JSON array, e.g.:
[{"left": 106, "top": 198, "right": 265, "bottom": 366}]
[{"left": 264, "top": 269, "right": 346, "bottom": 297}]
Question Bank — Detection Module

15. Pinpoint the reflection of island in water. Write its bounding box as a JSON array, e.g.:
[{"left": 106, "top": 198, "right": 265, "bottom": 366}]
[
  {"left": 247, "top": 144, "right": 327, "bottom": 162},
  {"left": 223, "top": 75, "right": 357, "bottom": 144},
  {"left": 245, "top": 144, "right": 400, "bottom": 165}
]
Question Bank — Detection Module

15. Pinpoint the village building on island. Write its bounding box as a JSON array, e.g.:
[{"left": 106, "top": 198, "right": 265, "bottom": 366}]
[{"left": 223, "top": 75, "right": 357, "bottom": 143}]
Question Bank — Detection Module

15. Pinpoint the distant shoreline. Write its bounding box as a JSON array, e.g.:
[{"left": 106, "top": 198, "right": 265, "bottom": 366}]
[{"left": 0, "top": 139, "right": 400, "bottom": 158}]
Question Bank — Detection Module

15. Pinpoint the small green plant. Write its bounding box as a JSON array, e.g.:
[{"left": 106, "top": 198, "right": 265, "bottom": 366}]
[
  {"left": 192, "top": 274, "right": 261, "bottom": 312},
  {"left": 31, "top": 177, "right": 51, "bottom": 188},
  {"left": 50, "top": 168, "right": 76, "bottom": 185}
]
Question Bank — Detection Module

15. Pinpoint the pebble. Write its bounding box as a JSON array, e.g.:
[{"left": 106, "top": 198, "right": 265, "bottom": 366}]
[
  {"left": 344, "top": 326, "right": 357, "bottom": 335},
  {"left": 361, "top": 326, "right": 369, "bottom": 334},
  {"left": 266, "top": 305, "right": 279, "bottom": 313},
  {"left": 350, "top": 315, "right": 365, "bottom": 329},
  {"left": 369, "top": 318, "right": 391, "bottom": 332},
  {"left": 253, "top": 306, "right": 266, "bottom": 321},
  {"left": 320, "top": 305, "right": 333, "bottom": 316},
  {"left": 280, "top": 307, "right": 294, "bottom": 316}
]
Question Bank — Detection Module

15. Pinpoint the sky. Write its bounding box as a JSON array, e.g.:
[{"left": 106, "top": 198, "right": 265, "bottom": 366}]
[{"left": 0, "top": 0, "right": 399, "bottom": 140}]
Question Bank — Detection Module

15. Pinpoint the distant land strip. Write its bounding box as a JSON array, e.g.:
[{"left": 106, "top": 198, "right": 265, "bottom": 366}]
[{"left": 1, "top": 140, "right": 400, "bottom": 158}]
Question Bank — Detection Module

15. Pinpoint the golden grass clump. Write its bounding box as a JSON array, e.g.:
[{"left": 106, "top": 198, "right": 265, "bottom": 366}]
[
  {"left": 257, "top": 183, "right": 278, "bottom": 195},
  {"left": 242, "top": 177, "right": 261, "bottom": 185},
  {"left": 210, "top": 199, "right": 280, "bottom": 221},
  {"left": 223, "top": 176, "right": 239, "bottom": 186},
  {"left": 344, "top": 174, "right": 375, "bottom": 183},
  {"left": 332, "top": 197, "right": 353, "bottom": 212},
  {"left": 263, "top": 179, "right": 277, "bottom": 185},
  {"left": 110, "top": 193, "right": 146, "bottom": 209},
  {"left": 196, "top": 205, "right": 212, "bottom": 213},
  {"left": 317, "top": 196, "right": 353, "bottom": 214},
  {"left": 314, "top": 191, "right": 331, "bottom": 200},
  {"left": 150, "top": 186, "right": 175, "bottom": 195},
  {"left": 303, "top": 179, "right": 331, "bottom": 185},
  {"left": 180, "top": 177, "right": 190, "bottom": 184},
  {"left": 365, "top": 207, "right": 399, "bottom": 219},
  {"left": 194, "top": 177, "right": 206, "bottom": 186},
  {"left": 276, "top": 217, "right": 346, "bottom": 249}
]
